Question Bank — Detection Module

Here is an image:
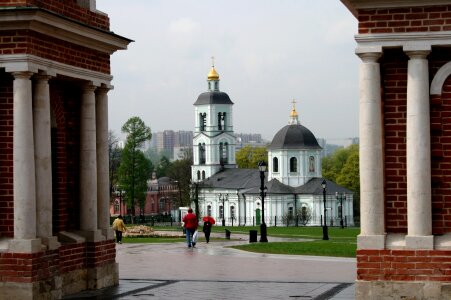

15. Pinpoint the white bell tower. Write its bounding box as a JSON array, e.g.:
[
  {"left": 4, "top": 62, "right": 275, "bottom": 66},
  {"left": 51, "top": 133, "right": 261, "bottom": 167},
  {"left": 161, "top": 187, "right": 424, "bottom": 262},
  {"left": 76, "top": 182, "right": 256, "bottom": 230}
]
[{"left": 192, "top": 60, "right": 237, "bottom": 182}]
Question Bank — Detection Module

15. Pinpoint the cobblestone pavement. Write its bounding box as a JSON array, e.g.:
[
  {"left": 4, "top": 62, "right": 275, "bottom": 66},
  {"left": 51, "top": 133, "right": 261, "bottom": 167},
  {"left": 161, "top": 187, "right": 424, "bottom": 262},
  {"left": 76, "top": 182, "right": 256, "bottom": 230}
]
[{"left": 65, "top": 232, "right": 356, "bottom": 299}]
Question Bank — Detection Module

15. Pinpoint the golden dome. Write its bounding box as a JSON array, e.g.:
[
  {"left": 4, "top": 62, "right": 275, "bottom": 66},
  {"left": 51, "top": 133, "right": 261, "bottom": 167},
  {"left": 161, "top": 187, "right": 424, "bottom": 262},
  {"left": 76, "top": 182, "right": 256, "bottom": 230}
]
[{"left": 207, "top": 67, "right": 220, "bottom": 80}]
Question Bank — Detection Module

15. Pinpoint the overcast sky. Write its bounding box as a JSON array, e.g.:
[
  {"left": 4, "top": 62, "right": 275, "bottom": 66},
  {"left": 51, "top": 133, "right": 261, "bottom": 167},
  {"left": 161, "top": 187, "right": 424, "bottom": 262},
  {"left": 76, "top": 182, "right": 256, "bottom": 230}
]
[{"left": 96, "top": 0, "right": 359, "bottom": 143}]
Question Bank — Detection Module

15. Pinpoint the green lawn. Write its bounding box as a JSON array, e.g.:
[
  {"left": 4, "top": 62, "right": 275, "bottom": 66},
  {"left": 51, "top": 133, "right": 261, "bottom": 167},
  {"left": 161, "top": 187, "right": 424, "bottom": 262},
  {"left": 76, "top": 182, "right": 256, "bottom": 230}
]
[
  {"left": 230, "top": 240, "right": 356, "bottom": 257},
  {"left": 125, "top": 225, "right": 359, "bottom": 257}
]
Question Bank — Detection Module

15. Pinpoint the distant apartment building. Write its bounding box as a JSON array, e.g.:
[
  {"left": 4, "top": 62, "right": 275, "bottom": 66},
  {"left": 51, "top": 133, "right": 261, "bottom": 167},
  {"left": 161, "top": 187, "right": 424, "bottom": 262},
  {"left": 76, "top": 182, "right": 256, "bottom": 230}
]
[{"left": 151, "top": 130, "right": 193, "bottom": 160}]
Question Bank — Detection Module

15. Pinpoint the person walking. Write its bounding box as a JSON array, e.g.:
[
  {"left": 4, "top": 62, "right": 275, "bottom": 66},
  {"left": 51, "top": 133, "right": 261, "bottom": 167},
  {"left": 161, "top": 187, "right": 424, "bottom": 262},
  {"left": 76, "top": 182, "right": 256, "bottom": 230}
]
[
  {"left": 112, "top": 215, "right": 126, "bottom": 244},
  {"left": 203, "top": 220, "right": 212, "bottom": 243},
  {"left": 182, "top": 208, "right": 198, "bottom": 248}
]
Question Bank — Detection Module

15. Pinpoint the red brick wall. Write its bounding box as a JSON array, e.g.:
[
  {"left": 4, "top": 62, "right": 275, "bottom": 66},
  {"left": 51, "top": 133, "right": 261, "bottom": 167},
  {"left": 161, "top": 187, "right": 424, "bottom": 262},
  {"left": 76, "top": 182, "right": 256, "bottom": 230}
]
[
  {"left": 357, "top": 249, "right": 451, "bottom": 281},
  {"left": 0, "top": 30, "right": 110, "bottom": 74},
  {"left": 0, "top": 0, "right": 110, "bottom": 31},
  {"left": 358, "top": 6, "right": 451, "bottom": 34},
  {"left": 86, "top": 240, "right": 116, "bottom": 269},
  {"left": 0, "top": 71, "right": 13, "bottom": 238},
  {"left": 0, "top": 241, "right": 115, "bottom": 283},
  {"left": 50, "top": 80, "right": 81, "bottom": 233},
  {"left": 381, "top": 48, "right": 408, "bottom": 233},
  {"left": 429, "top": 49, "right": 451, "bottom": 235}
]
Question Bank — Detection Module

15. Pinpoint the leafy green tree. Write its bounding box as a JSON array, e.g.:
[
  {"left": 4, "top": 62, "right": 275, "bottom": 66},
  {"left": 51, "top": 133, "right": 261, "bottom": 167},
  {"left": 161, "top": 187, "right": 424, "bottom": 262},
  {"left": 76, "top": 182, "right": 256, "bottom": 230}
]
[
  {"left": 118, "top": 117, "right": 152, "bottom": 219},
  {"left": 167, "top": 157, "right": 192, "bottom": 208},
  {"left": 109, "top": 130, "right": 122, "bottom": 201},
  {"left": 322, "top": 144, "right": 360, "bottom": 217},
  {"left": 236, "top": 145, "right": 268, "bottom": 169},
  {"left": 156, "top": 155, "right": 172, "bottom": 177}
]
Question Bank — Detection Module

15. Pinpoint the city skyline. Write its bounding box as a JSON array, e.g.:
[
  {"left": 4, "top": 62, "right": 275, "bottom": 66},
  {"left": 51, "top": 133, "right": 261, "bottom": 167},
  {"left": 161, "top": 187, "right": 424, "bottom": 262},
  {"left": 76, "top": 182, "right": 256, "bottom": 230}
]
[{"left": 97, "top": 1, "right": 359, "bottom": 142}]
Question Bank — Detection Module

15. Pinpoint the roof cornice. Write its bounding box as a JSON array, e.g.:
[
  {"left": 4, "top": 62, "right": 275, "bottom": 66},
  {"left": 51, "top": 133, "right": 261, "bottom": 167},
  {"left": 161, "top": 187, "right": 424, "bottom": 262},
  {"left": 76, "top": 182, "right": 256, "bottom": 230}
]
[
  {"left": 341, "top": 0, "right": 451, "bottom": 18},
  {"left": 0, "top": 7, "right": 132, "bottom": 54}
]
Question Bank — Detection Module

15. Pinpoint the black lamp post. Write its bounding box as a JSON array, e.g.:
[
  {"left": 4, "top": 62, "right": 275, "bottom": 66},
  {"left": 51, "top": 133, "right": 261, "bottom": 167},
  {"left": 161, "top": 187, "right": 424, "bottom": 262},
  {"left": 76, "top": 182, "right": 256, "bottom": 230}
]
[
  {"left": 336, "top": 192, "right": 346, "bottom": 229},
  {"left": 258, "top": 161, "right": 268, "bottom": 242},
  {"left": 219, "top": 193, "right": 228, "bottom": 226},
  {"left": 322, "top": 179, "right": 329, "bottom": 240}
]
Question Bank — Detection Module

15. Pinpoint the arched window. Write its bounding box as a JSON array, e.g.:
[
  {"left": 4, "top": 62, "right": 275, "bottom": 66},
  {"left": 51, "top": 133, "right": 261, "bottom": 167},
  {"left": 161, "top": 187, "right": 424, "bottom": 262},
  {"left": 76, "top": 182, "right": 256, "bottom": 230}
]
[
  {"left": 197, "top": 170, "right": 200, "bottom": 180},
  {"left": 219, "top": 142, "right": 228, "bottom": 164},
  {"left": 202, "top": 170, "right": 206, "bottom": 180},
  {"left": 114, "top": 200, "right": 120, "bottom": 213},
  {"left": 218, "top": 112, "right": 226, "bottom": 131},
  {"left": 309, "top": 156, "right": 315, "bottom": 172},
  {"left": 199, "top": 143, "right": 206, "bottom": 164},
  {"left": 290, "top": 157, "right": 297, "bottom": 172},
  {"left": 273, "top": 157, "right": 279, "bottom": 172},
  {"left": 230, "top": 206, "right": 235, "bottom": 219},
  {"left": 199, "top": 113, "right": 207, "bottom": 131}
]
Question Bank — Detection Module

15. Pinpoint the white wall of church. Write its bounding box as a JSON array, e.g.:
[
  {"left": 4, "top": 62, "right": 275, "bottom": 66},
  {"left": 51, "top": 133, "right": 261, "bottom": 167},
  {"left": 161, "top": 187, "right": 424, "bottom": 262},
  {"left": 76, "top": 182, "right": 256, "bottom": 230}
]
[
  {"left": 196, "top": 188, "right": 354, "bottom": 227},
  {"left": 268, "top": 149, "right": 322, "bottom": 187}
]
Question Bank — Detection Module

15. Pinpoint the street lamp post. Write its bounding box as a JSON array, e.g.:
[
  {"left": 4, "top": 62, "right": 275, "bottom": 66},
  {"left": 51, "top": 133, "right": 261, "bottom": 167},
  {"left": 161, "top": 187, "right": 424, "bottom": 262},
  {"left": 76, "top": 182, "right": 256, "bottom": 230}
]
[
  {"left": 336, "top": 192, "right": 346, "bottom": 229},
  {"left": 219, "top": 193, "right": 228, "bottom": 226},
  {"left": 322, "top": 180, "right": 329, "bottom": 240},
  {"left": 258, "top": 161, "right": 268, "bottom": 242}
]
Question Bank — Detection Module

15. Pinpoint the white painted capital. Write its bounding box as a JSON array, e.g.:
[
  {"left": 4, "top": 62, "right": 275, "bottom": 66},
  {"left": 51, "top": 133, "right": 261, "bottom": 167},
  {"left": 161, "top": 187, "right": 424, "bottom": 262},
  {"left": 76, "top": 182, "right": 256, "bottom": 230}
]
[
  {"left": 357, "top": 51, "right": 382, "bottom": 63},
  {"left": 405, "top": 50, "right": 430, "bottom": 60}
]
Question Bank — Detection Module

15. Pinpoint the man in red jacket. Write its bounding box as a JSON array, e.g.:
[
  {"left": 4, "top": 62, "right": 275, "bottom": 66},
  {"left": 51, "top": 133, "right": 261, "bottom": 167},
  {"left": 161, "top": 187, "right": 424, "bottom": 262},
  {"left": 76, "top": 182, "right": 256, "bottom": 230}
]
[{"left": 182, "top": 208, "right": 198, "bottom": 248}]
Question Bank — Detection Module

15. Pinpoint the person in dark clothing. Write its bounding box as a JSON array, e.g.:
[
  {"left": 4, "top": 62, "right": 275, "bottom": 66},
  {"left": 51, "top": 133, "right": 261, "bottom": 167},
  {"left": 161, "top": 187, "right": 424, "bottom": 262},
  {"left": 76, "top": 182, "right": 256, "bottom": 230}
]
[{"left": 203, "top": 220, "right": 212, "bottom": 243}]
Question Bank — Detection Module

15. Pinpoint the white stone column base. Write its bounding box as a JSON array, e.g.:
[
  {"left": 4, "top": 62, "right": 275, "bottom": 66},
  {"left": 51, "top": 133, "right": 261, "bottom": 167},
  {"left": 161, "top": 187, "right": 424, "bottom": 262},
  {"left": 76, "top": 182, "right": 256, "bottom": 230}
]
[
  {"left": 405, "top": 235, "right": 434, "bottom": 249},
  {"left": 41, "top": 236, "right": 61, "bottom": 251},
  {"left": 9, "top": 238, "right": 43, "bottom": 253},
  {"left": 357, "top": 234, "right": 386, "bottom": 250}
]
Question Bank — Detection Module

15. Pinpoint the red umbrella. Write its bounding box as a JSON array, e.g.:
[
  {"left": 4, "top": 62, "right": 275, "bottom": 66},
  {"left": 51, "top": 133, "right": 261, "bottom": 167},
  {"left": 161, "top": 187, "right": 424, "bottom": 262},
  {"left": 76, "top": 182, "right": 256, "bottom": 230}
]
[{"left": 202, "top": 216, "right": 216, "bottom": 225}]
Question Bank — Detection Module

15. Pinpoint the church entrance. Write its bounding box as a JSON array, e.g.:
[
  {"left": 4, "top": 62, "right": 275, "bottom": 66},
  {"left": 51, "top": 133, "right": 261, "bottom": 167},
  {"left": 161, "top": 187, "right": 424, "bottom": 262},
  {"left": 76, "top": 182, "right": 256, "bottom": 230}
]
[{"left": 256, "top": 209, "right": 261, "bottom": 225}]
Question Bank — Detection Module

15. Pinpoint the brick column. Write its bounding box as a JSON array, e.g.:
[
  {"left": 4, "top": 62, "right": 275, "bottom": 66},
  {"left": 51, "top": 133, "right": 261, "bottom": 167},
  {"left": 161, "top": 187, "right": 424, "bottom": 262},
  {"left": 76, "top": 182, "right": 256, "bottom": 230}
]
[
  {"left": 96, "top": 86, "right": 113, "bottom": 239},
  {"left": 33, "top": 74, "right": 60, "bottom": 250},
  {"left": 11, "top": 71, "right": 41, "bottom": 253},
  {"left": 356, "top": 50, "right": 385, "bottom": 249},
  {"left": 405, "top": 49, "right": 433, "bottom": 249},
  {"left": 80, "top": 83, "right": 102, "bottom": 241}
]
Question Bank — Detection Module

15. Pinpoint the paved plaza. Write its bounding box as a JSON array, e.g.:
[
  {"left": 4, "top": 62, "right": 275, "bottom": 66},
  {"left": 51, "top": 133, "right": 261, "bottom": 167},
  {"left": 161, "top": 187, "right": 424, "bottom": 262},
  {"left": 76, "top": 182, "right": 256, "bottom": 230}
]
[{"left": 65, "top": 233, "right": 356, "bottom": 299}]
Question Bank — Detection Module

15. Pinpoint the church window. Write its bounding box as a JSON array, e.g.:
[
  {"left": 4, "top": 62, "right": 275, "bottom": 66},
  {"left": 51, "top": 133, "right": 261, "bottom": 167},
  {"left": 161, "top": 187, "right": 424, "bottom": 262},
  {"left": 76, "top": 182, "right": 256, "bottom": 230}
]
[
  {"left": 208, "top": 81, "right": 212, "bottom": 90},
  {"left": 159, "top": 198, "right": 164, "bottom": 211},
  {"left": 309, "top": 156, "right": 315, "bottom": 172},
  {"left": 288, "top": 206, "right": 293, "bottom": 218},
  {"left": 230, "top": 206, "right": 235, "bottom": 219},
  {"left": 199, "top": 113, "right": 207, "bottom": 131},
  {"left": 218, "top": 112, "right": 226, "bottom": 131},
  {"left": 202, "top": 170, "right": 206, "bottom": 180},
  {"left": 273, "top": 157, "right": 279, "bottom": 172},
  {"left": 219, "top": 142, "right": 228, "bottom": 165},
  {"left": 290, "top": 157, "right": 297, "bottom": 172},
  {"left": 207, "top": 205, "right": 212, "bottom": 216},
  {"left": 199, "top": 143, "right": 206, "bottom": 164},
  {"left": 214, "top": 81, "right": 219, "bottom": 90},
  {"left": 197, "top": 170, "right": 200, "bottom": 180}
]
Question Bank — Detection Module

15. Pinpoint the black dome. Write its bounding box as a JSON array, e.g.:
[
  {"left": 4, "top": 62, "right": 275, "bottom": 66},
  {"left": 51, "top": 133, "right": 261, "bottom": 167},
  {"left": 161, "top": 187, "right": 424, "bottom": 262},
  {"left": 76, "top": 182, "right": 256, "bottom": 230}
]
[
  {"left": 268, "top": 124, "right": 322, "bottom": 150},
  {"left": 194, "top": 91, "right": 234, "bottom": 105}
]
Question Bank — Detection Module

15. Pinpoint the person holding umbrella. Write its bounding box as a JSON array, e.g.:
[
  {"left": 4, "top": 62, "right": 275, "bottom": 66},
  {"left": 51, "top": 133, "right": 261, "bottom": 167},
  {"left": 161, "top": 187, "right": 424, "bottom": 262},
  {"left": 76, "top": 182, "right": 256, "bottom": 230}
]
[{"left": 202, "top": 216, "right": 215, "bottom": 243}]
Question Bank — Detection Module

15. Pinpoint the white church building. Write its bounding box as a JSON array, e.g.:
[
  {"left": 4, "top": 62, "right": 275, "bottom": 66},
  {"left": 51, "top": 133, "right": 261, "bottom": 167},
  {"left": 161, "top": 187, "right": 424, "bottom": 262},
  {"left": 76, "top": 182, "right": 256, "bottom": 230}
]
[{"left": 191, "top": 65, "right": 354, "bottom": 227}]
